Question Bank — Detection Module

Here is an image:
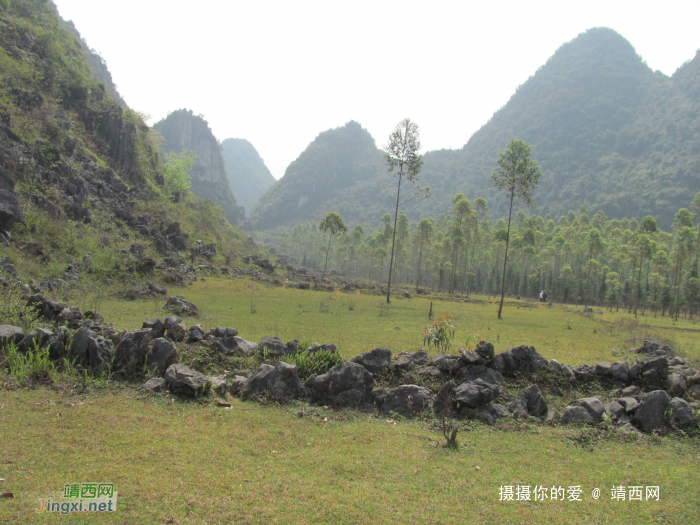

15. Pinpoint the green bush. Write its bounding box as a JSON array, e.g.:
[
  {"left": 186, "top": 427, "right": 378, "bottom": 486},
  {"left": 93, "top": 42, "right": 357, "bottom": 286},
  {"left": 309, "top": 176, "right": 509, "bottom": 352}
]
[{"left": 285, "top": 347, "right": 342, "bottom": 379}]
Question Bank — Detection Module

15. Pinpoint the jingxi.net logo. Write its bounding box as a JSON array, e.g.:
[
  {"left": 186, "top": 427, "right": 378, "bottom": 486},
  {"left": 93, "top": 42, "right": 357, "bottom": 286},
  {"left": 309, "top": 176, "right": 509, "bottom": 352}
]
[{"left": 36, "top": 482, "right": 118, "bottom": 515}]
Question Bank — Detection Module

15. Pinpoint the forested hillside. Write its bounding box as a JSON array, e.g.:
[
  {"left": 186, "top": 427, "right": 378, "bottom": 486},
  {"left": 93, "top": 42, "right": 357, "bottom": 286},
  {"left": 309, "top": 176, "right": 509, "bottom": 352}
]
[
  {"left": 249, "top": 120, "right": 396, "bottom": 230},
  {"left": 221, "top": 138, "right": 275, "bottom": 217},
  {"left": 251, "top": 28, "right": 700, "bottom": 232},
  {"left": 0, "top": 0, "right": 255, "bottom": 286}
]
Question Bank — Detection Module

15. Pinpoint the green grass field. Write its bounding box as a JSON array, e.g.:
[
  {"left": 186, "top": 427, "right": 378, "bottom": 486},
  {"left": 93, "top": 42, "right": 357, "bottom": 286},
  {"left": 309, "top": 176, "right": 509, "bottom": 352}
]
[
  {"left": 2, "top": 277, "right": 699, "bottom": 524},
  {"left": 1, "top": 389, "right": 698, "bottom": 525},
  {"left": 97, "top": 278, "right": 700, "bottom": 365}
]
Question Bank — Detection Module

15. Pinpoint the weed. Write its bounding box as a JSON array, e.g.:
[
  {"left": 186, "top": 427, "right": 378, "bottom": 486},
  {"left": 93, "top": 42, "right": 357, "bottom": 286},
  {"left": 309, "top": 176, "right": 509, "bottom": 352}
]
[
  {"left": 423, "top": 314, "right": 456, "bottom": 354},
  {"left": 319, "top": 302, "right": 330, "bottom": 313},
  {"left": 285, "top": 347, "right": 342, "bottom": 380},
  {"left": 3, "top": 342, "right": 55, "bottom": 384},
  {"left": 0, "top": 282, "right": 42, "bottom": 331}
]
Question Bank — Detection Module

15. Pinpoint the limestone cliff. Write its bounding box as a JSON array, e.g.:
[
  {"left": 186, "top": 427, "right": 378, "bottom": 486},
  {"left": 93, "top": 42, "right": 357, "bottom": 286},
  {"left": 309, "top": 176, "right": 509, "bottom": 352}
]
[{"left": 153, "top": 110, "right": 243, "bottom": 226}]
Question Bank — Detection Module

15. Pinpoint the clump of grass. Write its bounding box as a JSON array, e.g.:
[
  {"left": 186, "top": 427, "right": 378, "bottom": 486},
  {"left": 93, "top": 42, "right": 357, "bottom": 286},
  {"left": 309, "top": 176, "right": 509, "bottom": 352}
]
[
  {"left": 319, "top": 302, "right": 329, "bottom": 313},
  {"left": 284, "top": 347, "right": 342, "bottom": 379},
  {"left": 2, "top": 342, "right": 55, "bottom": 384},
  {"left": 0, "top": 282, "right": 42, "bottom": 331}
]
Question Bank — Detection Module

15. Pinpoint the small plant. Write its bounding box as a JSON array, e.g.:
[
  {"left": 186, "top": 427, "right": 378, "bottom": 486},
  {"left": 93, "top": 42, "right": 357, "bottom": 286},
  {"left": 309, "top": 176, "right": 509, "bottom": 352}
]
[
  {"left": 464, "top": 333, "right": 481, "bottom": 351},
  {"left": 423, "top": 314, "right": 456, "bottom": 354},
  {"left": 319, "top": 302, "right": 329, "bottom": 313},
  {"left": 3, "top": 341, "right": 55, "bottom": 384},
  {"left": 0, "top": 282, "right": 42, "bottom": 331},
  {"left": 286, "top": 347, "right": 342, "bottom": 379},
  {"left": 348, "top": 301, "right": 355, "bottom": 311}
]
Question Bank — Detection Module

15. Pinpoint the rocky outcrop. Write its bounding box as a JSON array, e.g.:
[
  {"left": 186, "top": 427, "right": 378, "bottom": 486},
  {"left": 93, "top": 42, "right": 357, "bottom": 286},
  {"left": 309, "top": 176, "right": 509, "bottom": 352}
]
[
  {"left": 350, "top": 347, "right": 392, "bottom": 374},
  {"left": 381, "top": 385, "right": 433, "bottom": 418},
  {"left": 242, "top": 362, "right": 303, "bottom": 401},
  {"left": 0, "top": 166, "right": 23, "bottom": 245},
  {"left": 153, "top": 110, "right": 244, "bottom": 225},
  {"left": 164, "top": 363, "right": 211, "bottom": 396},
  {"left": 304, "top": 361, "right": 374, "bottom": 405}
]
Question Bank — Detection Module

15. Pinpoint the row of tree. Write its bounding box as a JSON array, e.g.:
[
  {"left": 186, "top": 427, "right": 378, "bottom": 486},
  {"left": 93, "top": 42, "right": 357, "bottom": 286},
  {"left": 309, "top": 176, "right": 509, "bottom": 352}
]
[
  {"left": 278, "top": 192, "right": 700, "bottom": 320},
  {"left": 276, "top": 120, "right": 699, "bottom": 320}
]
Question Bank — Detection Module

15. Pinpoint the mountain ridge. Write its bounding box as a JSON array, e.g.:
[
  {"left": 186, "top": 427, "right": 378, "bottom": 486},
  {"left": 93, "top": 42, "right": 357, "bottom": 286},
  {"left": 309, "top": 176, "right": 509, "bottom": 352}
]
[{"left": 251, "top": 28, "right": 700, "bottom": 231}]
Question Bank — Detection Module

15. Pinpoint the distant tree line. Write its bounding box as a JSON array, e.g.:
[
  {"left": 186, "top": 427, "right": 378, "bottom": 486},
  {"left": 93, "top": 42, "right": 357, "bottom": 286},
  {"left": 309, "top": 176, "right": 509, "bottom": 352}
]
[{"left": 278, "top": 192, "right": 700, "bottom": 320}]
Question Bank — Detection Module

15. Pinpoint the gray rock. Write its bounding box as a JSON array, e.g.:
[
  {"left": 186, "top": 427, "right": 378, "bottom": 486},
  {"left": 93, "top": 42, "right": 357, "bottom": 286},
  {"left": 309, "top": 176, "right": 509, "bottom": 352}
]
[
  {"left": 46, "top": 326, "right": 69, "bottom": 359},
  {"left": 68, "top": 327, "right": 96, "bottom": 366},
  {"left": 226, "top": 375, "right": 248, "bottom": 395},
  {"left": 335, "top": 388, "right": 366, "bottom": 406},
  {"left": 688, "top": 373, "right": 700, "bottom": 387},
  {"left": 507, "top": 396, "right": 528, "bottom": 419},
  {"left": 458, "top": 365, "right": 504, "bottom": 385},
  {"left": 373, "top": 388, "right": 388, "bottom": 407},
  {"left": 611, "top": 361, "right": 629, "bottom": 383},
  {"left": 576, "top": 397, "right": 605, "bottom": 421},
  {"left": 490, "top": 354, "right": 505, "bottom": 373},
  {"left": 304, "top": 361, "right": 374, "bottom": 404},
  {"left": 628, "top": 362, "right": 642, "bottom": 380},
  {"left": 0, "top": 325, "right": 24, "bottom": 348},
  {"left": 474, "top": 341, "right": 495, "bottom": 362},
  {"left": 641, "top": 357, "right": 669, "bottom": 387},
  {"left": 394, "top": 350, "right": 429, "bottom": 371},
  {"left": 163, "top": 295, "right": 200, "bottom": 316},
  {"left": 604, "top": 401, "right": 625, "bottom": 419},
  {"left": 454, "top": 379, "right": 502, "bottom": 409},
  {"left": 459, "top": 350, "right": 483, "bottom": 366},
  {"left": 17, "top": 328, "right": 52, "bottom": 354},
  {"left": 113, "top": 329, "right": 152, "bottom": 376},
  {"left": 635, "top": 390, "right": 670, "bottom": 432},
  {"left": 618, "top": 423, "right": 642, "bottom": 436},
  {"left": 382, "top": 385, "right": 433, "bottom": 418},
  {"left": 668, "top": 397, "right": 695, "bottom": 428},
  {"left": 432, "top": 380, "right": 457, "bottom": 417},
  {"left": 163, "top": 315, "right": 183, "bottom": 331},
  {"left": 595, "top": 362, "right": 613, "bottom": 376},
  {"left": 147, "top": 338, "right": 178, "bottom": 376},
  {"left": 621, "top": 385, "right": 641, "bottom": 397},
  {"left": 166, "top": 322, "right": 187, "bottom": 343},
  {"left": 617, "top": 397, "right": 639, "bottom": 413},
  {"left": 561, "top": 406, "right": 593, "bottom": 424},
  {"left": 258, "top": 336, "right": 288, "bottom": 358},
  {"left": 511, "top": 384, "right": 547, "bottom": 417},
  {"left": 500, "top": 345, "right": 547, "bottom": 375},
  {"left": 548, "top": 359, "right": 563, "bottom": 375},
  {"left": 165, "top": 363, "right": 211, "bottom": 396},
  {"left": 417, "top": 365, "right": 444, "bottom": 380},
  {"left": 142, "top": 319, "right": 165, "bottom": 338},
  {"left": 665, "top": 373, "right": 687, "bottom": 397},
  {"left": 350, "top": 347, "right": 393, "bottom": 374},
  {"left": 234, "top": 336, "right": 258, "bottom": 353},
  {"left": 487, "top": 404, "right": 510, "bottom": 419},
  {"left": 669, "top": 357, "right": 687, "bottom": 366},
  {"left": 139, "top": 377, "right": 166, "bottom": 393},
  {"left": 87, "top": 336, "right": 114, "bottom": 375},
  {"left": 210, "top": 376, "right": 227, "bottom": 397},
  {"left": 574, "top": 364, "right": 595, "bottom": 382},
  {"left": 306, "top": 343, "right": 337, "bottom": 354},
  {"left": 188, "top": 324, "right": 205, "bottom": 343},
  {"left": 561, "top": 364, "right": 576, "bottom": 379},
  {"left": 475, "top": 407, "right": 494, "bottom": 424},
  {"left": 242, "top": 362, "right": 303, "bottom": 401}
]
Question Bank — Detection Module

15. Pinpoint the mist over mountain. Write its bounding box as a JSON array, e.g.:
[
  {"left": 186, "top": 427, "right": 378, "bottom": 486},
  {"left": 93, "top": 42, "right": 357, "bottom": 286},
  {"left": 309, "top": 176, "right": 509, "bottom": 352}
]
[
  {"left": 249, "top": 120, "right": 397, "bottom": 230},
  {"left": 251, "top": 28, "right": 700, "bottom": 231},
  {"left": 153, "top": 110, "right": 244, "bottom": 226},
  {"left": 221, "top": 138, "right": 275, "bottom": 217}
]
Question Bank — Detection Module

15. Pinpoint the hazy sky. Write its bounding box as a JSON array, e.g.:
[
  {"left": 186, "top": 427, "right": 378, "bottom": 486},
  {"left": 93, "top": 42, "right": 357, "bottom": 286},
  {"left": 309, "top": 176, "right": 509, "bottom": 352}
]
[{"left": 53, "top": 0, "right": 699, "bottom": 180}]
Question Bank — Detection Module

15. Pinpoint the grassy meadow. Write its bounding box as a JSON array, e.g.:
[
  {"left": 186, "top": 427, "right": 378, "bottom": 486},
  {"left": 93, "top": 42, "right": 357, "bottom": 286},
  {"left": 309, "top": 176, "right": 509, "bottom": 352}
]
[
  {"left": 1, "top": 389, "right": 698, "bottom": 525},
  {"left": 97, "top": 277, "right": 700, "bottom": 365},
  {"left": 2, "top": 276, "right": 699, "bottom": 524}
]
